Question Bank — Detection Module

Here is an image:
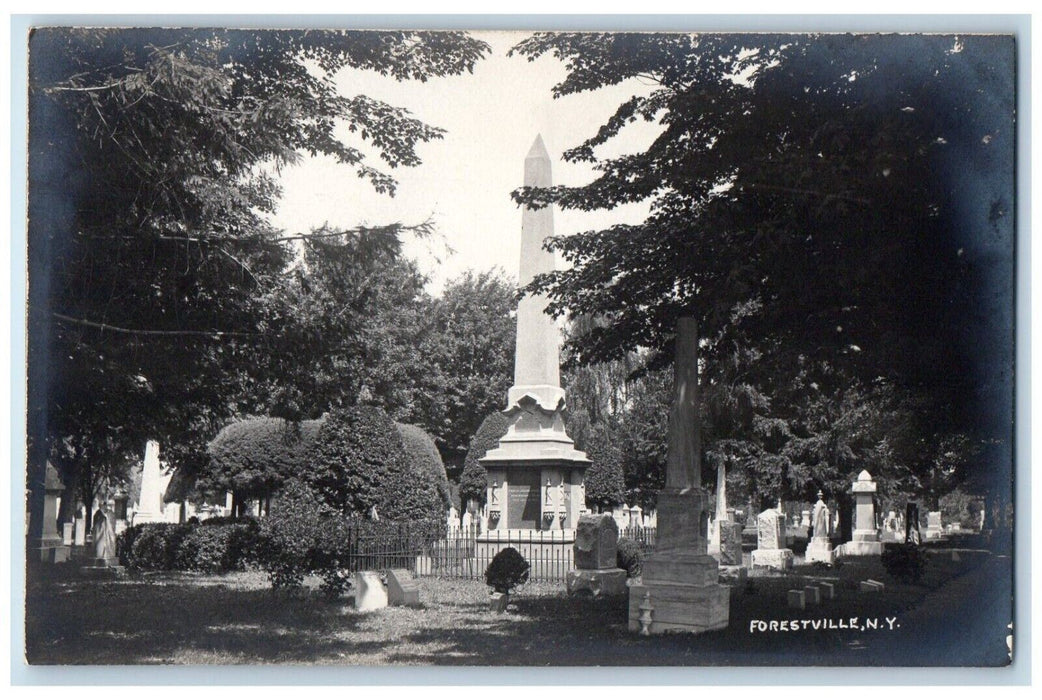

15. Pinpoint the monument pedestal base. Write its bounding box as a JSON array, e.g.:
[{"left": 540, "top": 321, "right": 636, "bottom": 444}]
[
  {"left": 627, "top": 551, "right": 729, "bottom": 634},
  {"left": 804, "top": 538, "right": 835, "bottom": 565},
  {"left": 567, "top": 568, "right": 627, "bottom": 597},
  {"left": 751, "top": 548, "right": 794, "bottom": 570},
  {"left": 838, "top": 540, "right": 883, "bottom": 557},
  {"left": 32, "top": 541, "right": 71, "bottom": 564}
]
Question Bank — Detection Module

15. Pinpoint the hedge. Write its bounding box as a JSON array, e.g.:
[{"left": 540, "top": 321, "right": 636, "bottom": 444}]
[{"left": 116, "top": 518, "right": 259, "bottom": 572}]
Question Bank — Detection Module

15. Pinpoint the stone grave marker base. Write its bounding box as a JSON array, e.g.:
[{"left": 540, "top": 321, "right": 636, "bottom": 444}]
[
  {"left": 751, "top": 548, "right": 794, "bottom": 570},
  {"left": 804, "top": 538, "right": 835, "bottom": 565},
  {"left": 385, "top": 569, "right": 421, "bottom": 607},
  {"left": 627, "top": 551, "right": 729, "bottom": 634},
  {"left": 567, "top": 568, "right": 627, "bottom": 597}
]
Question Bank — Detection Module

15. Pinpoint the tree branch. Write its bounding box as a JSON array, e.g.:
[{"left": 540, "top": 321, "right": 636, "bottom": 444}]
[{"left": 53, "top": 313, "right": 255, "bottom": 338}]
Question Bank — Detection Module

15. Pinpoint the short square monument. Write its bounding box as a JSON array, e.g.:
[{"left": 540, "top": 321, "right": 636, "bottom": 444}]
[
  {"left": 838, "top": 470, "right": 883, "bottom": 556},
  {"left": 566, "top": 513, "right": 627, "bottom": 596},
  {"left": 750, "top": 508, "right": 794, "bottom": 570}
]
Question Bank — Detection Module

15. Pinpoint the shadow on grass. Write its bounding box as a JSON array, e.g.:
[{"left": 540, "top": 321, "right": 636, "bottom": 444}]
[
  {"left": 26, "top": 572, "right": 386, "bottom": 664},
  {"left": 25, "top": 546, "right": 1011, "bottom": 666}
]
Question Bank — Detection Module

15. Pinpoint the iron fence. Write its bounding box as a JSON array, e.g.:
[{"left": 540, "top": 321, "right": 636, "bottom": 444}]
[{"left": 335, "top": 522, "right": 656, "bottom": 583}]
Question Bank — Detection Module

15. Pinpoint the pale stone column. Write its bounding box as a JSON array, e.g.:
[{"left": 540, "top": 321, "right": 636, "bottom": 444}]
[
  {"left": 134, "top": 440, "right": 164, "bottom": 524},
  {"left": 509, "top": 135, "right": 565, "bottom": 411}
]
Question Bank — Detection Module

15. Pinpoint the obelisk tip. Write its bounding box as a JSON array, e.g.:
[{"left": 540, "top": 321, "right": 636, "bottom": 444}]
[{"left": 526, "top": 134, "right": 549, "bottom": 160}]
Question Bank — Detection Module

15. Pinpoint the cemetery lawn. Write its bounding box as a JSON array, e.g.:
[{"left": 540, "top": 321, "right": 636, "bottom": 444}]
[{"left": 25, "top": 546, "right": 1010, "bottom": 666}]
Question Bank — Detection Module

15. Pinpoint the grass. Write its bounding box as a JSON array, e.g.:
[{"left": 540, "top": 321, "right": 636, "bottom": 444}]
[{"left": 24, "top": 546, "right": 1011, "bottom": 666}]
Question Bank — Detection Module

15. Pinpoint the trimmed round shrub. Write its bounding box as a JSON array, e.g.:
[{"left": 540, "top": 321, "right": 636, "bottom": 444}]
[
  {"left": 206, "top": 416, "right": 322, "bottom": 500},
  {"left": 881, "top": 542, "right": 927, "bottom": 583},
  {"left": 459, "top": 411, "right": 510, "bottom": 507},
  {"left": 396, "top": 422, "right": 452, "bottom": 509},
  {"left": 308, "top": 406, "right": 441, "bottom": 521},
  {"left": 616, "top": 537, "right": 644, "bottom": 578},
  {"left": 484, "top": 546, "right": 530, "bottom": 594}
]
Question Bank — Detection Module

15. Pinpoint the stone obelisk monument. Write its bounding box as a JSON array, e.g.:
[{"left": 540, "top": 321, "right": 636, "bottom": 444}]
[
  {"left": 480, "top": 136, "right": 589, "bottom": 536},
  {"left": 132, "top": 440, "right": 164, "bottom": 524},
  {"left": 628, "top": 317, "right": 729, "bottom": 634}
]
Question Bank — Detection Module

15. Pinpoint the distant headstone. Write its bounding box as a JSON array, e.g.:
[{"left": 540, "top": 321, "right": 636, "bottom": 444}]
[
  {"left": 859, "top": 579, "right": 885, "bottom": 593},
  {"left": 62, "top": 523, "right": 74, "bottom": 546},
  {"left": 92, "top": 508, "right": 118, "bottom": 565},
  {"left": 800, "top": 510, "right": 811, "bottom": 529},
  {"left": 462, "top": 511, "right": 473, "bottom": 532},
  {"left": 925, "top": 511, "right": 944, "bottom": 540},
  {"left": 717, "top": 521, "right": 743, "bottom": 566},
  {"left": 353, "top": 571, "right": 388, "bottom": 612},
  {"left": 787, "top": 589, "right": 806, "bottom": 609},
  {"left": 750, "top": 509, "right": 793, "bottom": 570},
  {"left": 74, "top": 516, "right": 86, "bottom": 546},
  {"left": 818, "top": 581, "right": 835, "bottom": 600},
  {"left": 838, "top": 471, "right": 883, "bottom": 556},
  {"left": 804, "top": 585, "right": 821, "bottom": 605},
  {"left": 385, "top": 569, "right": 421, "bottom": 607}
]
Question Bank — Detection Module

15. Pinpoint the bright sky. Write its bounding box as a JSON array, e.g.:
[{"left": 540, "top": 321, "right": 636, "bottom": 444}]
[{"left": 269, "top": 31, "right": 663, "bottom": 293}]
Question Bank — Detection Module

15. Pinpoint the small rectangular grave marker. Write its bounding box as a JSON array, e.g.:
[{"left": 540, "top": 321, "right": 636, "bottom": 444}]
[
  {"left": 859, "top": 579, "right": 885, "bottom": 593},
  {"left": 787, "top": 589, "right": 806, "bottom": 609},
  {"left": 385, "top": 569, "right": 421, "bottom": 607},
  {"left": 818, "top": 581, "right": 835, "bottom": 599},
  {"left": 804, "top": 585, "right": 821, "bottom": 605}
]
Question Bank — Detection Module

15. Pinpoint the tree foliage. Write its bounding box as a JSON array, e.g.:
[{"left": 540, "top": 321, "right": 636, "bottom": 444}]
[
  {"left": 27, "top": 28, "right": 489, "bottom": 529},
  {"left": 510, "top": 33, "right": 1013, "bottom": 506},
  {"left": 581, "top": 420, "right": 626, "bottom": 509},
  {"left": 415, "top": 270, "right": 517, "bottom": 460}
]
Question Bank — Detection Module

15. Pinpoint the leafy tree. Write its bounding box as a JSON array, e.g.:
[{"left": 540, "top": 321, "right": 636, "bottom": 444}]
[
  {"left": 416, "top": 270, "right": 517, "bottom": 464},
  {"left": 459, "top": 411, "right": 510, "bottom": 508},
  {"left": 26, "top": 28, "right": 489, "bottom": 538},
  {"left": 510, "top": 33, "right": 1013, "bottom": 508}
]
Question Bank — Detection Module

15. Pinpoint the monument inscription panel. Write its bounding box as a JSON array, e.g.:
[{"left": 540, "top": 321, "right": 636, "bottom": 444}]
[{"left": 507, "top": 469, "right": 540, "bottom": 529}]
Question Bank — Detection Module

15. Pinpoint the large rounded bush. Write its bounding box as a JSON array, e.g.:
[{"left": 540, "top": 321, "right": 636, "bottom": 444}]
[
  {"left": 396, "top": 422, "right": 452, "bottom": 509},
  {"left": 308, "top": 406, "right": 441, "bottom": 521},
  {"left": 206, "top": 416, "right": 322, "bottom": 499},
  {"left": 459, "top": 411, "right": 510, "bottom": 507}
]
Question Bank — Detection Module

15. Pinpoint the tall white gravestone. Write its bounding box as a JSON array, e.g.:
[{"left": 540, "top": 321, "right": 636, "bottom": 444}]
[
  {"left": 133, "top": 440, "right": 165, "bottom": 524},
  {"left": 479, "top": 136, "right": 589, "bottom": 535},
  {"left": 751, "top": 508, "right": 794, "bottom": 570}
]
